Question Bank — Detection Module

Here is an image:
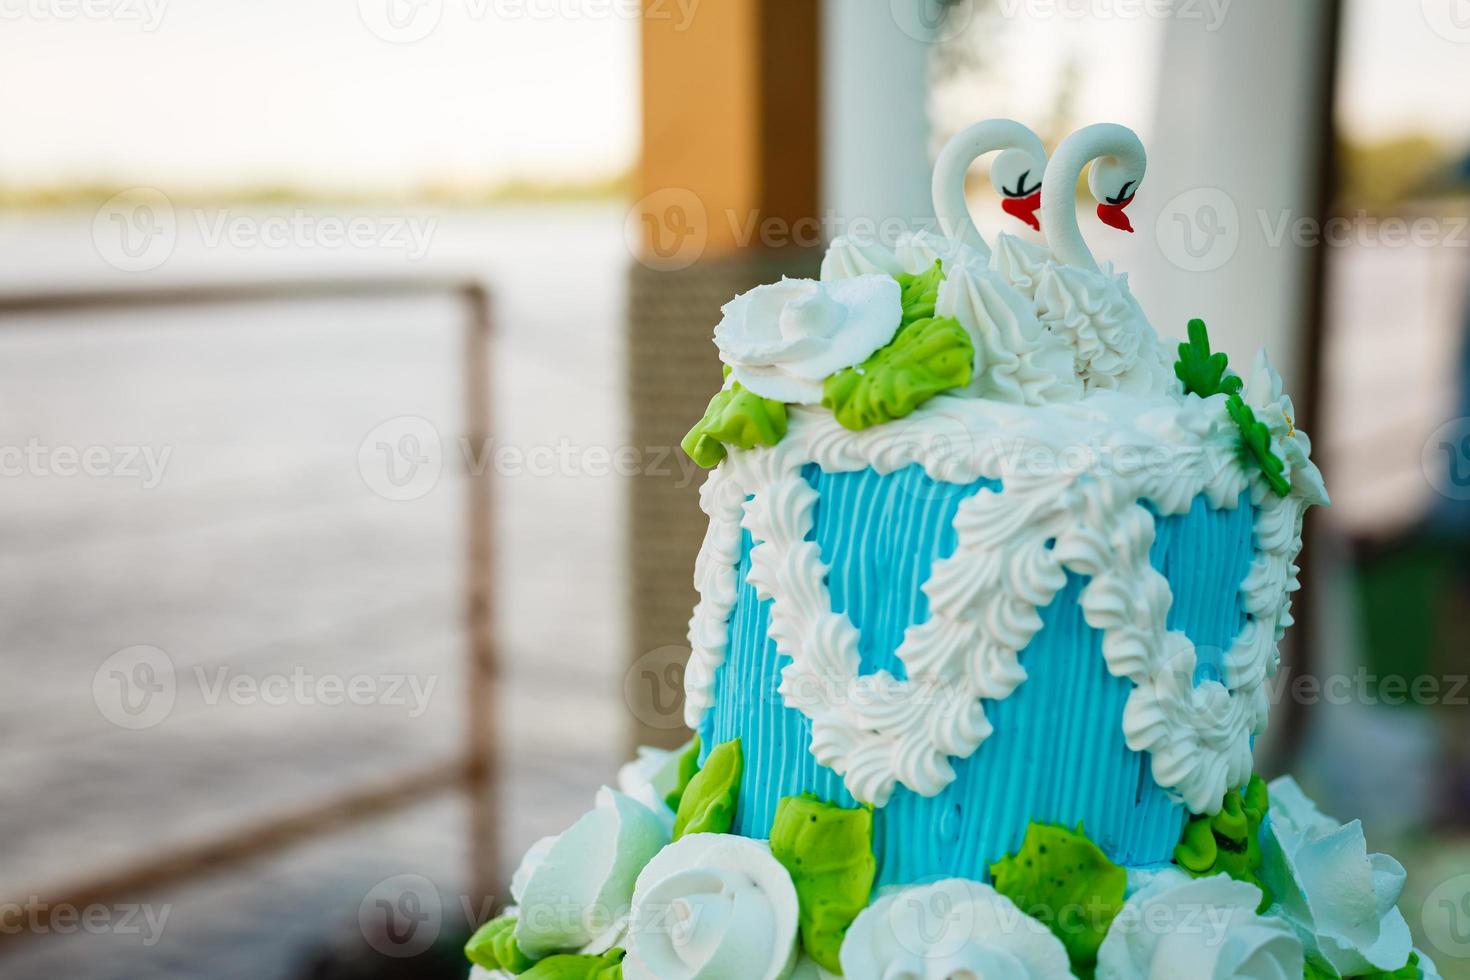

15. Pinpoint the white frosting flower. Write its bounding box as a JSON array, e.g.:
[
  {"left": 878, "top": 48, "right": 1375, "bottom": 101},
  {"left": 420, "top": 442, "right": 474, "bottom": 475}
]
[
  {"left": 1244, "top": 352, "right": 1329, "bottom": 506},
  {"left": 1034, "top": 261, "right": 1175, "bottom": 396},
  {"left": 1260, "top": 777, "right": 1414, "bottom": 976},
  {"left": 624, "top": 833, "right": 800, "bottom": 980},
  {"left": 1098, "top": 867, "right": 1303, "bottom": 980},
  {"left": 893, "top": 229, "right": 982, "bottom": 276},
  {"left": 616, "top": 744, "right": 686, "bottom": 836},
  {"left": 511, "top": 787, "right": 670, "bottom": 958},
  {"left": 715, "top": 275, "right": 902, "bottom": 404},
  {"left": 839, "top": 878, "right": 1072, "bottom": 980}
]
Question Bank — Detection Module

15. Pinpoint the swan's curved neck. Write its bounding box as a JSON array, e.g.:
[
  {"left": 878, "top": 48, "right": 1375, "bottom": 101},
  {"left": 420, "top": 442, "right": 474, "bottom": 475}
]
[
  {"left": 931, "top": 118, "right": 1046, "bottom": 261},
  {"left": 1040, "top": 122, "right": 1146, "bottom": 272}
]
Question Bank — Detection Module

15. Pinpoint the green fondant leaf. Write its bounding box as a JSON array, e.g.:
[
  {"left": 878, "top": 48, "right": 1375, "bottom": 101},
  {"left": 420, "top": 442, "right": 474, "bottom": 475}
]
[
  {"left": 672, "top": 737, "right": 742, "bottom": 839},
  {"left": 821, "top": 315, "right": 974, "bottom": 431},
  {"left": 989, "top": 822, "right": 1127, "bottom": 972},
  {"left": 1228, "top": 394, "right": 1291, "bottom": 497},
  {"left": 1174, "top": 774, "right": 1272, "bottom": 912},
  {"left": 519, "top": 948, "right": 624, "bottom": 979},
  {"left": 664, "top": 735, "right": 702, "bottom": 812},
  {"left": 465, "top": 914, "right": 537, "bottom": 974},
  {"left": 1358, "top": 951, "right": 1424, "bottom": 980},
  {"left": 681, "top": 383, "right": 788, "bottom": 469},
  {"left": 1305, "top": 956, "right": 1341, "bottom": 980},
  {"left": 1175, "top": 317, "right": 1243, "bottom": 398},
  {"left": 770, "top": 793, "right": 877, "bottom": 973},
  {"left": 894, "top": 260, "right": 945, "bottom": 327}
]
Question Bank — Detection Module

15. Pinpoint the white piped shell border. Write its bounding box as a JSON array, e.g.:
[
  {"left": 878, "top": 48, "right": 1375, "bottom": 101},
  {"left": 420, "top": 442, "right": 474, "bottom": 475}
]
[{"left": 684, "top": 393, "right": 1306, "bottom": 815}]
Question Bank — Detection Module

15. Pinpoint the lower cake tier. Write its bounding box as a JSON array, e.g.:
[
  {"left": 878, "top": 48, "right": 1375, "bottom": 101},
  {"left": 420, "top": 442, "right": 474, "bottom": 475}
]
[{"left": 695, "top": 463, "right": 1256, "bottom": 886}]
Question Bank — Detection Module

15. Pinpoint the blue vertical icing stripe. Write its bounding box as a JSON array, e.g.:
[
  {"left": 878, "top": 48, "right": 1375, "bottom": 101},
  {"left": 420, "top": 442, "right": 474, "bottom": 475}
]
[{"left": 698, "top": 465, "right": 1255, "bottom": 887}]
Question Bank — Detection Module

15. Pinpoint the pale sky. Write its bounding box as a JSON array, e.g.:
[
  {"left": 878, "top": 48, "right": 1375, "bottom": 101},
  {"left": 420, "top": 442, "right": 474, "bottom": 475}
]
[{"left": 0, "top": 0, "right": 1463, "bottom": 194}]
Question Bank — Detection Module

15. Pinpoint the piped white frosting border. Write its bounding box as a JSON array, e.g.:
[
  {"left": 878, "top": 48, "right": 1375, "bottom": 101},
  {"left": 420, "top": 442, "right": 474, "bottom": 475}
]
[{"left": 684, "top": 391, "right": 1307, "bottom": 815}]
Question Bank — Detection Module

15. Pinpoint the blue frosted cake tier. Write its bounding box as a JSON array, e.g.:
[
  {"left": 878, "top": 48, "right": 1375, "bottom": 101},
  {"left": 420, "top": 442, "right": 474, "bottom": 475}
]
[{"left": 696, "top": 463, "right": 1255, "bottom": 886}]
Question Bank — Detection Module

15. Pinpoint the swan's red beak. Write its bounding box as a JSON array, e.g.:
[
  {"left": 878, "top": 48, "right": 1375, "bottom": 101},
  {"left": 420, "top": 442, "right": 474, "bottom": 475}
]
[
  {"left": 1096, "top": 195, "right": 1136, "bottom": 233},
  {"left": 1001, "top": 190, "right": 1042, "bottom": 232}
]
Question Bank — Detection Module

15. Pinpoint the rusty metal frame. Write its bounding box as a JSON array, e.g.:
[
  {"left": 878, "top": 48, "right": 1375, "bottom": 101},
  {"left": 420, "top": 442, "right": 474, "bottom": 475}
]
[{"left": 0, "top": 275, "right": 500, "bottom": 932}]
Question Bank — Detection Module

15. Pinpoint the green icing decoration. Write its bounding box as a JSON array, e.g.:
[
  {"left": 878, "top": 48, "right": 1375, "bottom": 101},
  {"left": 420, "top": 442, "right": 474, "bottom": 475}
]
[
  {"left": 519, "top": 948, "right": 624, "bottom": 980},
  {"left": 672, "top": 737, "right": 742, "bottom": 839},
  {"left": 664, "top": 735, "right": 702, "bottom": 812},
  {"left": 770, "top": 793, "right": 877, "bottom": 973},
  {"left": 1174, "top": 317, "right": 1243, "bottom": 398},
  {"left": 1305, "top": 957, "right": 1340, "bottom": 980},
  {"left": 989, "top": 822, "right": 1127, "bottom": 973},
  {"left": 465, "top": 914, "right": 536, "bottom": 974},
  {"left": 894, "top": 260, "right": 945, "bottom": 326},
  {"left": 681, "top": 382, "right": 788, "bottom": 469},
  {"left": 1355, "top": 952, "right": 1425, "bottom": 980},
  {"left": 1228, "top": 393, "right": 1291, "bottom": 497},
  {"left": 821, "top": 315, "right": 974, "bottom": 431},
  {"left": 1174, "top": 774, "right": 1272, "bottom": 912}
]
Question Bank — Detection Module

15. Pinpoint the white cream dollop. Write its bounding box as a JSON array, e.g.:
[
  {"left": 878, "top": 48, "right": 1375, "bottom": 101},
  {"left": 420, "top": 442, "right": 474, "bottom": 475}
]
[
  {"left": 715, "top": 275, "right": 901, "bottom": 404},
  {"left": 819, "top": 235, "right": 905, "bottom": 281},
  {"left": 1244, "top": 352, "right": 1329, "bottom": 506},
  {"left": 937, "top": 252, "right": 1081, "bottom": 405},
  {"left": 1034, "top": 262, "right": 1174, "bottom": 396},
  {"left": 988, "top": 231, "right": 1054, "bottom": 301},
  {"left": 893, "top": 228, "right": 981, "bottom": 276},
  {"left": 511, "top": 787, "right": 670, "bottom": 958},
  {"left": 1260, "top": 777, "right": 1414, "bottom": 977},
  {"left": 1097, "top": 868, "right": 1303, "bottom": 979},
  {"left": 839, "top": 878, "right": 1072, "bottom": 980},
  {"left": 624, "top": 833, "right": 800, "bottom": 980}
]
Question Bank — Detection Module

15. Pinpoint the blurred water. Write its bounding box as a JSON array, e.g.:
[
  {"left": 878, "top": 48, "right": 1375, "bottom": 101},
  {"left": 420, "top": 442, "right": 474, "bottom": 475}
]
[{"left": 0, "top": 203, "right": 637, "bottom": 978}]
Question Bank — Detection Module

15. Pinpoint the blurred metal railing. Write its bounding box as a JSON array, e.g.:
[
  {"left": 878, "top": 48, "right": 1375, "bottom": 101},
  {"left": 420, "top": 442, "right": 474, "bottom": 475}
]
[{"left": 0, "top": 274, "right": 501, "bottom": 934}]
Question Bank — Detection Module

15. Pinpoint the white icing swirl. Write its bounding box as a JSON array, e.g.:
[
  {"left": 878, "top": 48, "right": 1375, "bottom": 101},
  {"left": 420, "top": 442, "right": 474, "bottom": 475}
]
[
  {"left": 1034, "top": 261, "right": 1176, "bottom": 395},
  {"left": 624, "top": 834, "right": 800, "bottom": 980},
  {"left": 685, "top": 388, "right": 1309, "bottom": 811},
  {"left": 714, "top": 275, "right": 902, "bottom": 404},
  {"left": 839, "top": 878, "right": 1072, "bottom": 979},
  {"left": 1260, "top": 777, "right": 1415, "bottom": 976},
  {"left": 1097, "top": 868, "right": 1304, "bottom": 979},
  {"left": 1244, "top": 351, "right": 1330, "bottom": 507},
  {"left": 616, "top": 743, "right": 687, "bottom": 836},
  {"left": 987, "top": 231, "right": 1054, "bottom": 301},
  {"left": 892, "top": 228, "right": 982, "bottom": 276},
  {"left": 819, "top": 235, "right": 905, "bottom": 281},
  {"left": 511, "top": 788, "right": 669, "bottom": 957},
  {"left": 937, "top": 252, "right": 1081, "bottom": 405}
]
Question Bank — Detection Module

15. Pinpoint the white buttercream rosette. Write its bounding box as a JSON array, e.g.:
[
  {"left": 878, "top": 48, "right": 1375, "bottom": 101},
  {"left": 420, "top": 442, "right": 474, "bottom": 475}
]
[
  {"left": 510, "top": 787, "right": 669, "bottom": 958},
  {"left": 1244, "top": 352, "right": 1329, "bottom": 506},
  {"left": 714, "top": 275, "right": 901, "bottom": 404},
  {"left": 839, "top": 878, "right": 1072, "bottom": 979},
  {"left": 1097, "top": 867, "right": 1303, "bottom": 979},
  {"left": 1260, "top": 777, "right": 1414, "bottom": 976},
  {"left": 616, "top": 743, "right": 686, "bottom": 836},
  {"left": 624, "top": 833, "right": 800, "bottom": 980}
]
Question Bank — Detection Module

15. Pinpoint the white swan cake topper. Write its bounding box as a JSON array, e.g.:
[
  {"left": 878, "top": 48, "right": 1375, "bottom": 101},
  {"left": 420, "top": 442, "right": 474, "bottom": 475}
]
[{"left": 465, "top": 120, "right": 1435, "bottom": 980}]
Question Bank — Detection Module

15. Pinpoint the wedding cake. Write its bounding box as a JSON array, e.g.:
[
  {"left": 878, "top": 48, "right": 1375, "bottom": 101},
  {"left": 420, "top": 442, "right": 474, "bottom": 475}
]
[{"left": 463, "top": 120, "right": 1438, "bottom": 980}]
